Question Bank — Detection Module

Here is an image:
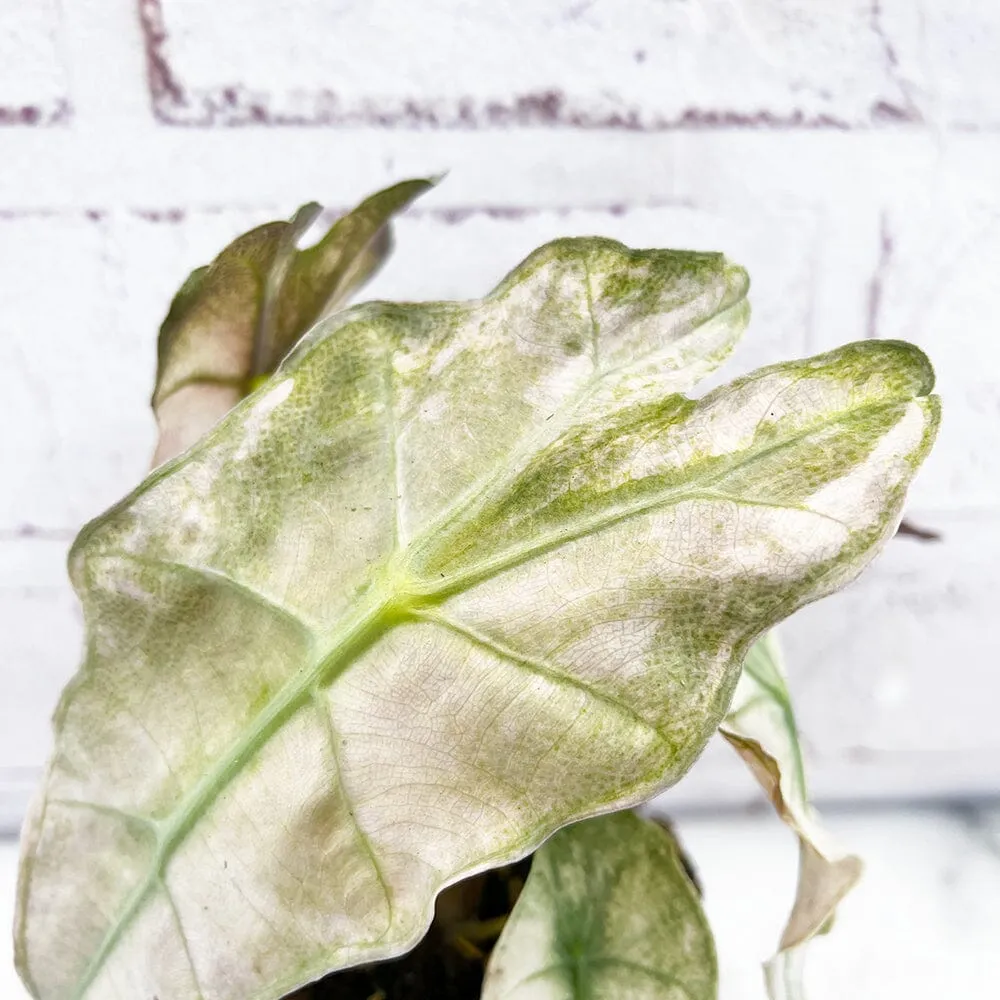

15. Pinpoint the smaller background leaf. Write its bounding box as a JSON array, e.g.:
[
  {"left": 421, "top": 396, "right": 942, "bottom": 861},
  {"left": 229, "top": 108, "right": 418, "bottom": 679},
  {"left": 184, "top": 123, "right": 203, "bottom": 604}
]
[
  {"left": 720, "top": 632, "right": 863, "bottom": 1000},
  {"left": 482, "top": 810, "right": 716, "bottom": 1000},
  {"left": 150, "top": 177, "right": 435, "bottom": 466}
]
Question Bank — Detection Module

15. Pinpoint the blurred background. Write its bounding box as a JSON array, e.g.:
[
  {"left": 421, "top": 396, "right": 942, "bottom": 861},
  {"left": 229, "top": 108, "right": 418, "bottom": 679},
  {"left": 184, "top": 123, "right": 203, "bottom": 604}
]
[{"left": 1, "top": 1, "right": 998, "bottom": 996}]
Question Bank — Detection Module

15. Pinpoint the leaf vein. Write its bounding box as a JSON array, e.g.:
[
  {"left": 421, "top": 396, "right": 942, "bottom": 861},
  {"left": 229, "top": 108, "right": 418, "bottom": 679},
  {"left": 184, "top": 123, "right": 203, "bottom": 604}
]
[
  {"left": 311, "top": 691, "right": 394, "bottom": 940},
  {"left": 161, "top": 880, "right": 206, "bottom": 1000},
  {"left": 383, "top": 330, "right": 407, "bottom": 548},
  {"left": 428, "top": 397, "right": 905, "bottom": 596},
  {"left": 92, "top": 553, "right": 316, "bottom": 638},
  {"left": 418, "top": 611, "right": 669, "bottom": 745}
]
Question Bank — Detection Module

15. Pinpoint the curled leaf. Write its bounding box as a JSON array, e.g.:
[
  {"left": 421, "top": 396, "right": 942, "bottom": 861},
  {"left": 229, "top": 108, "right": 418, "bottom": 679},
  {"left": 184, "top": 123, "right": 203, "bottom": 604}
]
[
  {"left": 151, "top": 177, "right": 435, "bottom": 466},
  {"left": 720, "top": 632, "right": 864, "bottom": 999},
  {"left": 482, "top": 810, "right": 716, "bottom": 1000},
  {"left": 16, "top": 236, "right": 936, "bottom": 1000}
]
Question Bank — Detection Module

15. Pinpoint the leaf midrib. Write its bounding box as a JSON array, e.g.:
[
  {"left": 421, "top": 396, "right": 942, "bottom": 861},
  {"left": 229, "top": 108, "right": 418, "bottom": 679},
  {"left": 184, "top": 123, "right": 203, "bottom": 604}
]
[
  {"left": 67, "top": 394, "right": 908, "bottom": 997},
  {"left": 67, "top": 583, "right": 393, "bottom": 999}
]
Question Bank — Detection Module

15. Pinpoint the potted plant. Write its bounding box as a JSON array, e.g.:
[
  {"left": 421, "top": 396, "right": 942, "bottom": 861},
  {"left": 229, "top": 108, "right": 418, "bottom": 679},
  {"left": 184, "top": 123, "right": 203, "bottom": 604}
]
[{"left": 13, "top": 179, "right": 938, "bottom": 1000}]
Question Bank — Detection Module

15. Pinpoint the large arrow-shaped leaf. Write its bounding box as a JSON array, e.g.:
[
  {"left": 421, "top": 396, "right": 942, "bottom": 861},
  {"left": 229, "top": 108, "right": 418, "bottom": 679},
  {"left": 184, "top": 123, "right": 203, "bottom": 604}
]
[
  {"left": 482, "top": 810, "right": 716, "bottom": 1000},
  {"left": 15, "top": 237, "right": 938, "bottom": 1000}
]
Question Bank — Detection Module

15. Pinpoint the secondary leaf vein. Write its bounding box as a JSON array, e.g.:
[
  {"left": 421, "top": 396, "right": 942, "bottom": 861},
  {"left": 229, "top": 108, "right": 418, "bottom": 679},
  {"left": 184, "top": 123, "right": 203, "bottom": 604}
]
[{"left": 418, "top": 610, "right": 668, "bottom": 745}]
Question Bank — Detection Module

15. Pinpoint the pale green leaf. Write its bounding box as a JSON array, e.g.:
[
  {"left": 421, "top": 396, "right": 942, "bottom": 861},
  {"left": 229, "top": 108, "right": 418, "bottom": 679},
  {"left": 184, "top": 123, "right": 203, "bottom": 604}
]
[
  {"left": 151, "top": 177, "right": 435, "bottom": 466},
  {"left": 481, "top": 810, "right": 716, "bottom": 1000},
  {"left": 721, "top": 632, "right": 864, "bottom": 1000},
  {"left": 16, "top": 236, "right": 937, "bottom": 1000}
]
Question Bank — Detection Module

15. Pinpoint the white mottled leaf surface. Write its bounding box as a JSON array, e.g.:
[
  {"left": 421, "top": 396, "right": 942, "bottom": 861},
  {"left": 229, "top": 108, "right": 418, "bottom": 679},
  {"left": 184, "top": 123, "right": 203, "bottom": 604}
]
[{"left": 15, "top": 237, "right": 937, "bottom": 1000}]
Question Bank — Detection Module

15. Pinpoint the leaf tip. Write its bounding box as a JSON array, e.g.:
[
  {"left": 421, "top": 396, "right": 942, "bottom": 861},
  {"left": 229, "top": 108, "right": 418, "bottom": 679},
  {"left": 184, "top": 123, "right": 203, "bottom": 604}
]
[
  {"left": 877, "top": 339, "right": 936, "bottom": 397},
  {"left": 289, "top": 201, "right": 323, "bottom": 233},
  {"left": 722, "top": 257, "right": 751, "bottom": 306}
]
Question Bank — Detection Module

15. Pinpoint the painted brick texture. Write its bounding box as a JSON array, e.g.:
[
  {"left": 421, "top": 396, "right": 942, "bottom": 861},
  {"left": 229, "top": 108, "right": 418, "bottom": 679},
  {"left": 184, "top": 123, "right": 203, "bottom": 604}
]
[
  {"left": 141, "top": 0, "right": 908, "bottom": 126},
  {"left": 0, "top": 2, "right": 69, "bottom": 124},
  {"left": 1, "top": 0, "right": 998, "bottom": 828}
]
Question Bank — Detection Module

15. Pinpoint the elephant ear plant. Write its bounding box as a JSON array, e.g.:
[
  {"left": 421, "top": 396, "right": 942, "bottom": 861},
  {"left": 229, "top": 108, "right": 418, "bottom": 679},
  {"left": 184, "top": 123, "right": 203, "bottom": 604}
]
[{"left": 14, "top": 179, "right": 939, "bottom": 1000}]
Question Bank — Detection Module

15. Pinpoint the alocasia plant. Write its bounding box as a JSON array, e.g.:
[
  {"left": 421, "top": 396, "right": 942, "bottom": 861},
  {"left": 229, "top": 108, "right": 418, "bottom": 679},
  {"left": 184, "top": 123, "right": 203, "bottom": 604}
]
[{"left": 14, "top": 179, "right": 939, "bottom": 1000}]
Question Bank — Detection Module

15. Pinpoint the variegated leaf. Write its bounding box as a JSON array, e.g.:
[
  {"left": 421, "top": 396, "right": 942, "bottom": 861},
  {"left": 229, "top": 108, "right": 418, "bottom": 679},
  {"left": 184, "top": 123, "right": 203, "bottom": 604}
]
[
  {"left": 16, "top": 236, "right": 937, "bottom": 1000},
  {"left": 482, "top": 810, "right": 716, "bottom": 1000},
  {"left": 721, "top": 632, "right": 863, "bottom": 1000},
  {"left": 151, "top": 177, "right": 435, "bottom": 465}
]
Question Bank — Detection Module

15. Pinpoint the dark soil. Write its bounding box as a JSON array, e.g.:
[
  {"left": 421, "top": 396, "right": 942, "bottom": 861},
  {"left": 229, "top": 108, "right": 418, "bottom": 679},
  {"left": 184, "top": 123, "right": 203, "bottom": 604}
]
[{"left": 304, "top": 857, "right": 532, "bottom": 1000}]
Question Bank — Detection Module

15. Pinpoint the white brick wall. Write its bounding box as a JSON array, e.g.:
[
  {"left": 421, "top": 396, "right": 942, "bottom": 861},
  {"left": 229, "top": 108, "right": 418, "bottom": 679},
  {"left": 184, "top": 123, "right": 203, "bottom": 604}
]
[
  {"left": 1, "top": 0, "right": 997, "bottom": 830},
  {"left": 0, "top": 2, "right": 68, "bottom": 124},
  {"left": 141, "top": 0, "right": 907, "bottom": 126}
]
